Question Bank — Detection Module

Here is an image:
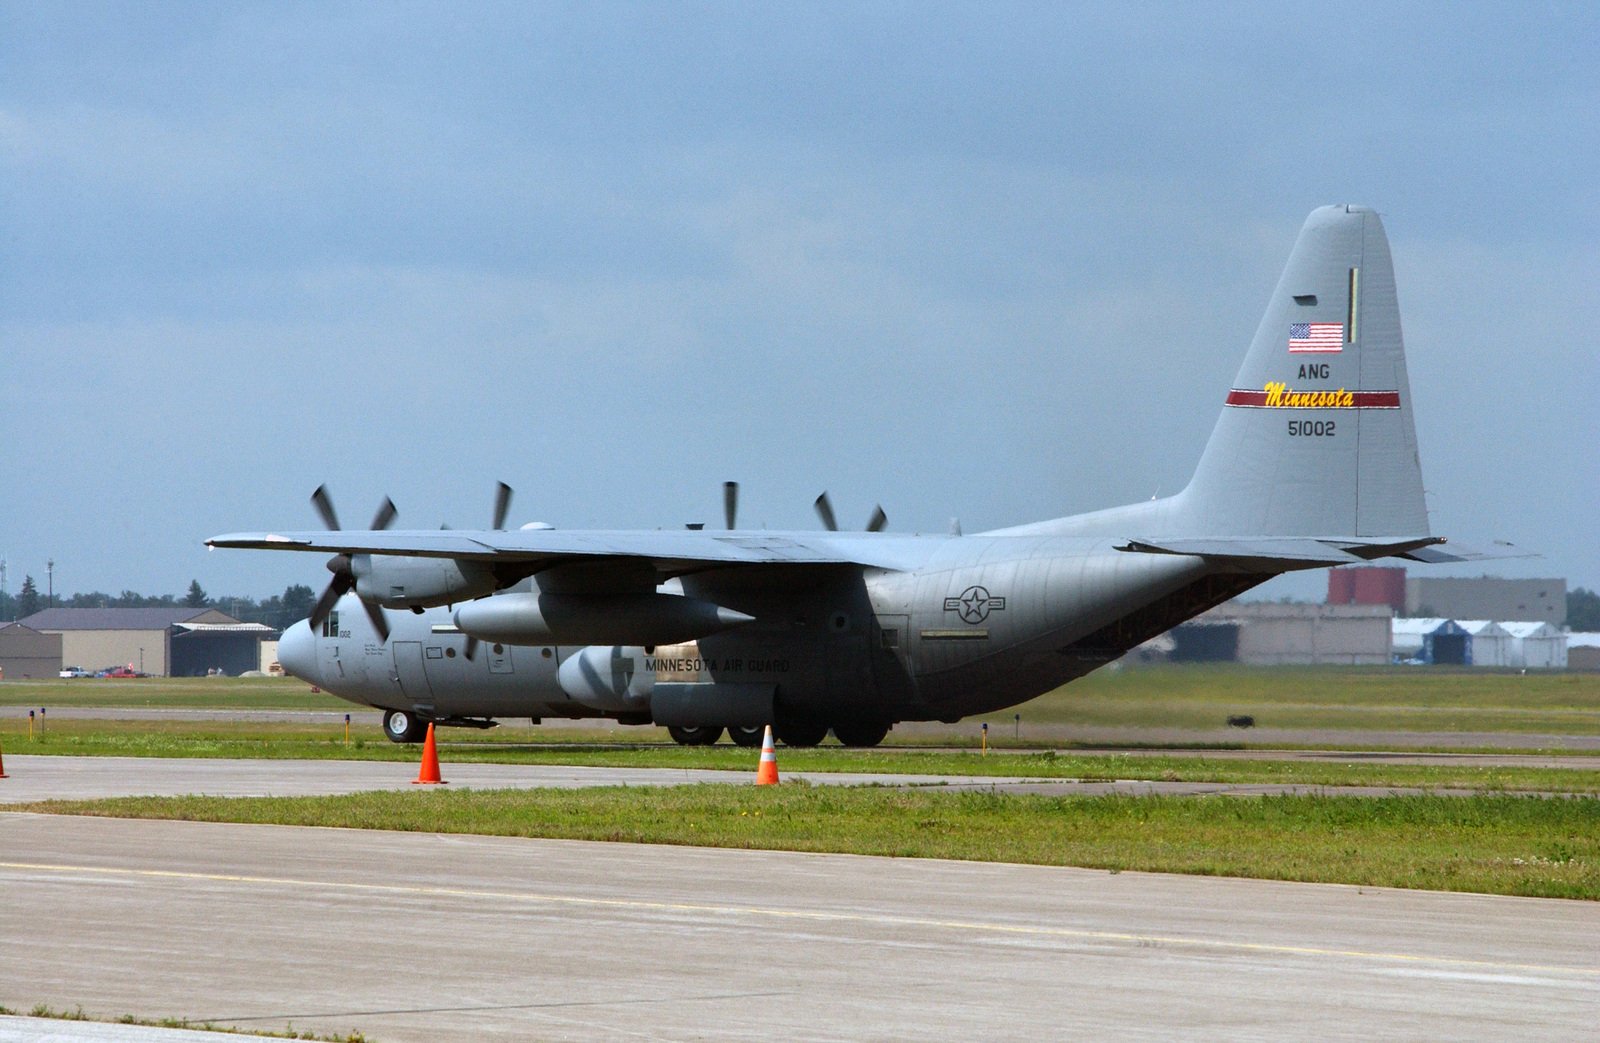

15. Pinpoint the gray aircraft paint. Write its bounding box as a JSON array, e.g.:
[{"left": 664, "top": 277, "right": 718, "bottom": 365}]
[{"left": 222, "top": 207, "right": 1468, "bottom": 745}]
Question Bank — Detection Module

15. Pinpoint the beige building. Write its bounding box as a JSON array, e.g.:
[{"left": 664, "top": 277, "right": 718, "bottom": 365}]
[
  {"left": 1405, "top": 577, "right": 1566, "bottom": 626},
  {"left": 18, "top": 607, "right": 274, "bottom": 677},
  {"left": 1177, "top": 602, "right": 1393, "bottom": 665}
]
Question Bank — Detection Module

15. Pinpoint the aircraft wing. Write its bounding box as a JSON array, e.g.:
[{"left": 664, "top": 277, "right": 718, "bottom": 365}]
[{"left": 205, "top": 528, "right": 933, "bottom": 573}]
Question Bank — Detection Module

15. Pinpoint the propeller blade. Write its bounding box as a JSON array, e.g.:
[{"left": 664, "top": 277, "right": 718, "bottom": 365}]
[
  {"left": 723, "top": 481, "right": 739, "bottom": 530},
  {"left": 492, "top": 482, "right": 513, "bottom": 530},
  {"left": 311, "top": 485, "right": 340, "bottom": 531},
  {"left": 866, "top": 505, "right": 887, "bottom": 533},
  {"left": 361, "top": 599, "right": 390, "bottom": 643},
  {"left": 463, "top": 634, "right": 479, "bottom": 661},
  {"left": 814, "top": 492, "right": 838, "bottom": 531},
  {"left": 369, "top": 497, "right": 398, "bottom": 531},
  {"left": 308, "top": 575, "right": 346, "bottom": 633}
]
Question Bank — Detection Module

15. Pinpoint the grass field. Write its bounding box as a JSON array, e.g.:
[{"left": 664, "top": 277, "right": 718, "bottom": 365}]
[
  {"left": 6, "top": 665, "right": 1597, "bottom": 736},
  {"left": 972, "top": 664, "right": 1600, "bottom": 734},
  {"left": 20, "top": 786, "right": 1599, "bottom": 900},
  {"left": 0, "top": 676, "right": 347, "bottom": 711},
  {"left": 6, "top": 666, "right": 1599, "bottom": 899},
  {"left": 6, "top": 718, "right": 1600, "bottom": 792},
  {"left": 4, "top": 667, "right": 1599, "bottom": 793}
]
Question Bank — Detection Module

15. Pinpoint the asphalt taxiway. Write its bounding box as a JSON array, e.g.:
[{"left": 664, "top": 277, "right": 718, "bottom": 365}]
[{"left": 3, "top": 814, "right": 1595, "bottom": 1042}]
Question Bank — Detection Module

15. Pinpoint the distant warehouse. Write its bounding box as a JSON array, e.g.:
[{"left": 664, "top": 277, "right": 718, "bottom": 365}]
[
  {"left": 1405, "top": 577, "right": 1566, "bottom": 626},
  {"left": 17, "top": 607, "right": 275, "bottom": 677},
  {"left": 1171, "top": 602, "right": 1392, "bottom": 665}
]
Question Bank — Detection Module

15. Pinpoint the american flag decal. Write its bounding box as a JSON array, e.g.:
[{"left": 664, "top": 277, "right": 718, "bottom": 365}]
[{"left": 1288, "top": 322, "right": 1344, "bottom": 353}]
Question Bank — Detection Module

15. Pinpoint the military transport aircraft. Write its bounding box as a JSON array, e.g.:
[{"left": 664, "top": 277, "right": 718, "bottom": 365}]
[{"left": 214, "top": 205, "right": 1484, "bottom": 747}]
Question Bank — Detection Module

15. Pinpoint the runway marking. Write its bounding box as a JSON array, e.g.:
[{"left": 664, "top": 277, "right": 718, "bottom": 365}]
[{"left": 6, "top": 859, "right": 1596, "bottom": 980}]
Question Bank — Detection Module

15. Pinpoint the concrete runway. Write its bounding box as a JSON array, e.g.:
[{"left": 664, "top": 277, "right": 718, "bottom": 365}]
[{"left": 3, "top": 813, "right": 1596, "bottom": 1042}]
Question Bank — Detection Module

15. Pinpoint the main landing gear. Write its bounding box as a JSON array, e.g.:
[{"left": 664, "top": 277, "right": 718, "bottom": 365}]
[
  {"left": 663, "top": 718, "right": 891, "bottom": 748},
  {"left": 382, "top": 708, "right": 430, "bottom": 744}
]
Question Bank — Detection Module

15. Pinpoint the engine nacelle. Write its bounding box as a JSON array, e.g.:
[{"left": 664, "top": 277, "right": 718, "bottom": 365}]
[
  {"left": 351, "top": 555, "right": 500, "bottom": 610},
  {"left": 557, "top": 645, "right": 653, "bottom": 712},
  {"left": 453, "top": 592, "right": 754, "bottom": 646}
]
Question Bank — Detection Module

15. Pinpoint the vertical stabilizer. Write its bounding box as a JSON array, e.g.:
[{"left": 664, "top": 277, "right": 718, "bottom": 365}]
[{"left": 1175, "top": 205, "right": 1429, "bottom": 538}]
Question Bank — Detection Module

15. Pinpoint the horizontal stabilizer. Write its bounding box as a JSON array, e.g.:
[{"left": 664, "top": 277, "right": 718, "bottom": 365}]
[
  {"left": 1116, "top": 535, "right": 1451, "bottom": 570},
  {"left": 1396, "top": 539, "right": 1534, "bottom": 564}
]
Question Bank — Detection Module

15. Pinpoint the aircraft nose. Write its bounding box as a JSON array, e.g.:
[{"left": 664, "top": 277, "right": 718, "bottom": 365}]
[{"left": 277, "top": 619, "right": 317, "bottom": 682}]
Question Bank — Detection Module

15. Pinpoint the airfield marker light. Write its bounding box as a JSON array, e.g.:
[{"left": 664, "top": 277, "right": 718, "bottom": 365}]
[
  {"left": 1014, "top": 713, "right": 1020, "bottom": 740},
  {"left": 28, "top": 710, "right": 34, "bottom": 742},
  {"left": 981, "top": 721, "right": 988, "bottom": 755},
  {"left": 344, "top": 714, "right": 350, "bottom": 746},
  {"left": 0, "top": 731, "right": 7, "bottom": 778}
]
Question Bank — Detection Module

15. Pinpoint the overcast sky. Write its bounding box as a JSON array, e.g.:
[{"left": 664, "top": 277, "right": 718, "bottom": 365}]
[{"left": 3, "top": 2, "right": 1596, "bottom": 607}]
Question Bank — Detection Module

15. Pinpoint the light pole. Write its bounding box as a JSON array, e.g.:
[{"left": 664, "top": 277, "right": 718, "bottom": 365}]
[{"left": 47, "top": 559, "right": 54, "bottom": 608}]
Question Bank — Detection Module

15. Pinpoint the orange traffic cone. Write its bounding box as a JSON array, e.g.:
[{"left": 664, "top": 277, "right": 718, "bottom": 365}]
[
  {"left": 412, "top": 722, "right": 445, "bottom": 785},
  {"left": 755, "top": 725, "right": 779, "bottom": 785}
]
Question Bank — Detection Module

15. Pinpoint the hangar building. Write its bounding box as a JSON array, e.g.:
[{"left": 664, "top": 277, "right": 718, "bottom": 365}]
[
  {"left": 1405, "top": 577, "right": 1566, "bottom": 626},
  {"left": 0, "top": 623, "right": 64, "bottom": 680},
  {"left": 1172, "top": 602, "right": 1393, "bottom": 665},
  {"left": 17, "top": 607, "right": 275, "bottom": 677}
]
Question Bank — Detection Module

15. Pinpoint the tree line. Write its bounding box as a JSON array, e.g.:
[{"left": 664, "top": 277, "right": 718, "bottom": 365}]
[{"left": 1, "top": 579, "right": 318, "bottom": 632}]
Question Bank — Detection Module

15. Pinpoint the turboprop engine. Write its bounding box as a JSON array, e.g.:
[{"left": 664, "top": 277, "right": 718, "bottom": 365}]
[
  {"left": 453, "top": 591, "right": 754, "bottom": 647},
  {"left": 349, "top": 554, "right": 500, "bottom": 610},
  {"left": 557, "top": 644, "right": 653, "bottom": 712}
]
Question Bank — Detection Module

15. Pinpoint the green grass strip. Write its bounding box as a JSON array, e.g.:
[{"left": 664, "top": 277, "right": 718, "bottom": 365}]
[
  {"left": 8, "top": 720, "right": 1600, "bottom": 791},
  {"left": 23, "top": 787, "right": 1600, "bottom": 900}
]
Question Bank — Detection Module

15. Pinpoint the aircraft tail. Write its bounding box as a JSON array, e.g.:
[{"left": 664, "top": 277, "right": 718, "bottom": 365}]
[{"left": 1170, "top": 205, "right": 1430, "bottom": 540}]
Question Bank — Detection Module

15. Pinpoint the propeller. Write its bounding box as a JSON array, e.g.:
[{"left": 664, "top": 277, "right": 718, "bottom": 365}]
[
  {"left": 306, "top": 485, "right": 396, "bottom": 642},
  {"left": 492, "top": 481, "right": 513, "bottom": 530},
  {"left": 813, "top": 492, "right": 837, "bottom": 532},
  {"left": 724, "top": 481, "right": 739, "bottom": 530},
  {"left": 814, "top": 492, "right": 887, "bottom": 533},
  {"left": 464, "top": 480, "right": 515, "bottom": 661}
]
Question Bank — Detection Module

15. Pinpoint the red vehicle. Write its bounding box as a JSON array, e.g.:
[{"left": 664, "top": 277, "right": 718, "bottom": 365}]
[{"left": 103, "top": 667, "right": 144, "bottom": 678}]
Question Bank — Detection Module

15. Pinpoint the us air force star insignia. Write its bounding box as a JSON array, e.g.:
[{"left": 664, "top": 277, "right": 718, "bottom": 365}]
[{"left": 944, "top": 585, "right": 1006, "bottom": 624}]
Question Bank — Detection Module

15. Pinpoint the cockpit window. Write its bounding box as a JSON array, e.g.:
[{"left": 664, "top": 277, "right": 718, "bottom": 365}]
[{"left": 322, "top": 611, "right": 339, "bottom": 638}]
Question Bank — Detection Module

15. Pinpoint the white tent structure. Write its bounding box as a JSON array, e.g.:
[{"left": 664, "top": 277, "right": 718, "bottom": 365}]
[
  {"left": 1500, "top": 621, "right": 1567, "bottom": 669},
  {"left": 1392, "top": 618, "right": 1469, "bottom": 664},
  {"left": 1457, "top": 620, "right": 1514, "bottom": 667}
]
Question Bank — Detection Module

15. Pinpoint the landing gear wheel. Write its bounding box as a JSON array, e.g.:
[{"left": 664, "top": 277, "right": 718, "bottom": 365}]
[
  {"left": 774, "top": 716, "right": 829, "bottom": 748},
  {"left": 727, "top": 725, "right": 765, "bottom": 748},
  {"left": 667, "top": 725, "right": 724, "bottom": 746},
  {"left": 831, "top": 720, "right": 891, "bottom": 748},
  {"left": 382, "top": 709, "right": 429, "bottom": 744}
]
